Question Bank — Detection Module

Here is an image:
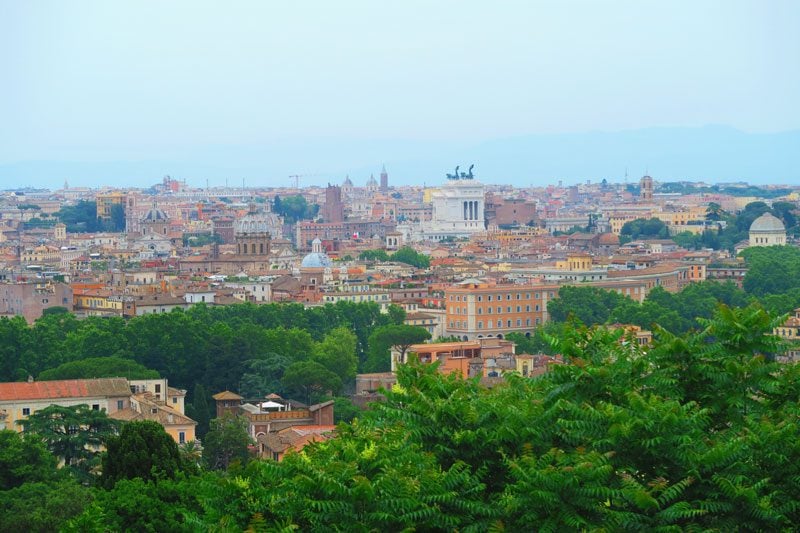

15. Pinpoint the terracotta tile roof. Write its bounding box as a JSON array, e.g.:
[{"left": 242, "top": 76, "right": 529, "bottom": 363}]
[
  {"left": 261, "top": 424, "right": 336, "bottom": 452},
  {"left": 212, "top": 391, "right": 243, "bottom": 400},
  {"left": 109, "top": 407, "right": 141, "bottom": 421},
  {"left": 0, "top": 378, "right": 131, "bottom": 402},
  {"left": 309, "top": 400, "right": 334, "bottom": 412},
  {"left": 607, "top": 262, "right": 686, "bottom": 277},
  {"left": 110, "top": 402, "right": 197, "bottom": 427},
  {"left": 290, "top": 425, "right": 336, "bottom": 435}
]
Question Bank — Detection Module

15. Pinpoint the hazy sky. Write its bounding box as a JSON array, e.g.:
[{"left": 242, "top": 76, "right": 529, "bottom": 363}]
[{"left": 1, "top": 1, "right": 799, "bottom": 186}]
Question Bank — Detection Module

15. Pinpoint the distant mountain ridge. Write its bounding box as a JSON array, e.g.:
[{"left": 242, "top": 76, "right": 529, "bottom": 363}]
[{"left": 2, "top": 125, "right": 798, "bottom": 189}]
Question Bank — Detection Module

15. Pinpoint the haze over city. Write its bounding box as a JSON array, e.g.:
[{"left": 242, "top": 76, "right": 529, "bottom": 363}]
[
  {"left": 6, "top": 2, "right": 800, "bottom": 530},
  {"left": 2, "top": 0, "right": 799, "bottom": 188}
]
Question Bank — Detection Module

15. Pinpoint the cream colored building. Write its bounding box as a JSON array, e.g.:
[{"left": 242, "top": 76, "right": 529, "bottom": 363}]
[
  {"left": 115, "top": 384, "right": 195, "bottom": 444},
  {"left": 0, "top": 378, "right": 132, "bottom": 432},
  {"left": 96, "top": 191, "right": 127, "bottom": 220}
]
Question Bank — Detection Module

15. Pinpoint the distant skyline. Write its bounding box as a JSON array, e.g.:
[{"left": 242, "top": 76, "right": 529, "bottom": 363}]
[{"left": 2, "top": 1, "right": 799, "bottom": 188}]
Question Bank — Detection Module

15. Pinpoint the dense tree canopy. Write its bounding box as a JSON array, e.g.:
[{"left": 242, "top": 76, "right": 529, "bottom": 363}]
[
  {"left": 0, "top": 479, "right": 94, "bottom": 533},
  {"left": 281, "top": 360, "right": 343, "bottom": 403},
  {"left": 56, "top": 200, "right": 101, "bottom": 232},
  {"left": 0, "top": 301, "right": 404, "bottom": 436},
  {"left": 38, "top": 356, "right": 160, "bottom": 381},
  {"left": 19, "top": 404, "right": 119, "bottom": 481},
  {"left": 391, "top": 246, "right": 431, "bottom": 268},
  {"left": 546, "top": 279, "right": 756, "bottom": 335},
  {"left": 364, "top": 324, "right": 432, "bottom": 372},
  {"left": 358, "top": 249, "right": 390, "bottom": 262},
  {"left": 186, "top": 304, "right": 800, "bottom": 530},
  {"left": 548, "top": 285, "right": 629, "bottom": 325},
  {"left": 101, "top": 421, "right": 185, "bottom": 488},
  {"left": 3, "top": 303, "right": 800, "bottom": 530},
  {"left": 673, "top": 201, "right": 796, "bottom": 252},
  {"left": 620, "top": 217, "right": 669, "bottom": 241},
  {"left": 312, "top": 326, "right": 359, "bottom": 382},
  {"left": 0, "top": 430, "right": 57, "bottom": 490},
  {"left": 56, "top": 200, "right": 125, "bottom": 233},
  {"left": 202, "top": 414, "right": 253, "bottom": 471},
  {"left": 272, "top": 194, "right": 319, "bottom": 223},
  {"left": 358, "top": 246, "right": 431, "bottom": 268},
  {"left": 741, "top": 245, "right": 800, "bottom": 297}
]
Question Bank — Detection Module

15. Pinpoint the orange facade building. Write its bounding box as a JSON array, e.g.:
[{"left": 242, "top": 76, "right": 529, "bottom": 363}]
[{"left": 444, "top": 282, "right": 560, "bottom": 340}]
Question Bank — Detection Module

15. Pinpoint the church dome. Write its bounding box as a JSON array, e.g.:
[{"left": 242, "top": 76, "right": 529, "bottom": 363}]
[
  {"left": 749, "top": 212, "right": 785, "bottom": 233},
  {"left": 234, "top": 206, "right": 282, "bottom": 238},
  {"left": 301, "top": 252, "right": 333, "bottom": 268},
  {"left": 142, "top": 206, "right": 168, "bottom": 222},
  {"left": 342, "top": 175, "right": 353, "bottom": 187},
  {"left": 366, "top": 174, "right": 378, "bottom": 187},
  {"left": 301, "top": 238, "right": 332, "bottom": 268}
]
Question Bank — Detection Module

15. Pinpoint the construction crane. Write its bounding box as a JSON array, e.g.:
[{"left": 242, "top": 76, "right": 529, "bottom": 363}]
[{"left": 289, "top": 173, "right": 326, "bottom": 189}]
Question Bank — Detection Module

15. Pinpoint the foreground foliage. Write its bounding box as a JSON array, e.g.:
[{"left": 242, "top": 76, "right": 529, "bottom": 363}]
[
  {"left": 101, "top": 420, "right": 187, "bottom": 487},
  {"left": 4, "top": 304, "right": 800, "bottom": 531},
  {"left": 19, "top": 404, "right": 119, "bottom": 482},
  {"left": 177, "top": 304, "right": 799, "bottom": 531}
]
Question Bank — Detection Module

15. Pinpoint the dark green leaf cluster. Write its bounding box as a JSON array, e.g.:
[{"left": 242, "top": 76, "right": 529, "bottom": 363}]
[
  {"left": 548, "top": 280, "right": 755, "bottom": 334},
  {"left": 363, "top": 324, "right": 431, "bottom": 372},
  {"left": 672, "top": 201, "right": 797, "bottom": 252},
  {"left": 741, "top": 245, "right": 800, "bottom": 297},
  {"left": 358, "top": 246, "right": 431, "bottom": 268},
  {"left": 0, "top": 430, "right": 58, "bottom": 490},
  {"left": 202, "top": 413, "right": 253, "bottom": 471},
  {"left": 101, "top": 420, "right": 186, "bottom": 487},
  {"left": 38, "top": 356, "right": 160, "bottom": 381},
  {"left": 272, "top": 194, "right": 319, "bottom": 223},
  {"left": 620, "top": 217, "right": 669, "bottom": 240},
  {"left": 19, "top": 404, "right": 119, "bottom": 481},
  {"left": 56, "top": 200, "right": 125, "bottom": 233},
  {"left": 164, "top": 303, "right": 800, "bottom": 531},
  {"left": 0, "top": 301, "right": 403, "bottom": 436},
  {"left": 4, "top": 304, "right": 800, "bottom": 530}
]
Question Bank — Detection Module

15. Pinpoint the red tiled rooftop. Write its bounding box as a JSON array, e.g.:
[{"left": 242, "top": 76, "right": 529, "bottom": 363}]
[
  {"left": 289, "top": 425, "right": 336, "bottom": 435},
  {"left": 0, "top": 378, "right": 131, "bottom": 401}
]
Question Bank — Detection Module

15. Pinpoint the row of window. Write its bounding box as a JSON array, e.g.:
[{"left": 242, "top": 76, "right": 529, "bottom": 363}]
[
  {"left": 448, "top": 291, "right": 555, "bottom": 302},
  {"left": 20, "top": 401, "right": 120, "bottom": 417},
  {"left": 449, "top": 317, "right": 542, "bottom": 329},
  {"left": 451, "top": 304, "right": 542, "bottom": 315},
  {"left": 325, "top": 294, "right": 390, "bottom": 302}
]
